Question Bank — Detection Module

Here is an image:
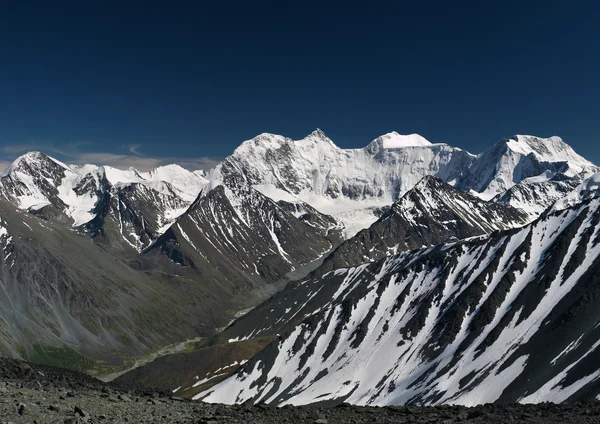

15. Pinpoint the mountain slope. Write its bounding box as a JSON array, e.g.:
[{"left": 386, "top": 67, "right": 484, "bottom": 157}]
[
  {"left": 200, "top": 197, "right": 600, "bottom": 406},
  {"left": 113, "top": 178, "right": 527, "bottom": 394},
  {"left": 142, "top": 184, "right": 339, "bottom": 304},
  {"left": 321, "top": 176, "right": 529, "bottom": 270},
  {"left": 493, "top": 171, "right": 583, "bottom": 217},
  {"left": 0, "top": 150, "right": 344, "bottom": 373},
  {"left": 207, "top": 130, "right": 475, "bottom": 236},
  {"left": 83, "top": 180, "right": 191, "bottom": 254},
  {"left": 0, "top": 197, "right": 246, "bottom": 368}
]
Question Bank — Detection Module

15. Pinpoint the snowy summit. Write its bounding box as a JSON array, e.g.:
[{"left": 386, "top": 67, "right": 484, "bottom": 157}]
[{"left": 378, "top": 132, "right": 432, "bottom": 149}]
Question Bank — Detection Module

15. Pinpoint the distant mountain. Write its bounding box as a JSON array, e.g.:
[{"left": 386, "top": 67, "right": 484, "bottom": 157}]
[
  {"left": 456, "top": 135, "right": 596, "bottom": 200},
  {"left": 200, "top": 197, "right": 600, "bottom": 406},
  {"left": 0, "top": 152, "right": 207, "bottom": 252},
  {"left": 206, "top": 131, "right": 597, "bottom": 237}
]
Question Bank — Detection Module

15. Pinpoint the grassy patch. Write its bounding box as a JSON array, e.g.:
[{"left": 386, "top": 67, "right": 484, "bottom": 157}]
[{"left": 28, "top": 344, "right": 95, "bottom": 373}]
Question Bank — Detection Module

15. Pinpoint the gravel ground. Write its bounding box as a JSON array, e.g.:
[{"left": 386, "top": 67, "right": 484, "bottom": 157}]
[{"left": 2, "top": 358, "right": 600, "bottom": 423}]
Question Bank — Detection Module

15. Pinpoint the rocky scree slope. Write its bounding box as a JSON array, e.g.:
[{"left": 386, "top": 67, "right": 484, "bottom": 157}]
[{"left": 200, "top": 197, "right": 600, "bottom": 406}]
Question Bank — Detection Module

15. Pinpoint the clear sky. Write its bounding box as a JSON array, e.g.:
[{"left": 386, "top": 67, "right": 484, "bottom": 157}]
[{"left": 0, "top": 1, "right": 598, "bottom": 171}]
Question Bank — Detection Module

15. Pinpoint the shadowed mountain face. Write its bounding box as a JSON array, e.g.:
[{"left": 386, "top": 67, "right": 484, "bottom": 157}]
[
  {"left": 143, "top": 185, "right": 340, "bottom": 293},
  {"left": 0, "top": 152, "right": 341, "bottom": 370},
  {"left": 0, "top": 197, "right": 225, "bottom": 364},
  {"left": 0, "top": 185, "right": 338, "bottom": 370},
  {"left": 199, "top": 198, "right": 600, "bottom": 406}
]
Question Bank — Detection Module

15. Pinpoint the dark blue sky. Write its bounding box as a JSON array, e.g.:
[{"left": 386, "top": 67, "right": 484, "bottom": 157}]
[{"left": 0, "top": 1, "right": 599, "bottom": 170}]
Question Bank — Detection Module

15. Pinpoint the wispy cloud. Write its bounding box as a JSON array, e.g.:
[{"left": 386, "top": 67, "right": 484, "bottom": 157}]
[
  {"left": 0, "top": 141, "right": 222, "bottom": 172},
  {"left": 127, "top": 144, "right": 143, "bottom": 156}
]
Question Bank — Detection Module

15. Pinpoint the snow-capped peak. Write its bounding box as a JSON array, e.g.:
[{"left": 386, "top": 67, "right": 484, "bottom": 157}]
[
  {"left": 365, "top": 132, "right": 432, "bottom": 153},
  {"left": 232, "top": 129, "right": 338, "bottom": 159},
  {"left": 410, "top": 174, "right": 440, "bottom": 189},
  {"left": 232, "top": 133, "right": 289, "bottom": 156},
  {"left": 0, "top": 151, "right": 208, "bottom": 229},
  {"left": 504, "top": 135, "right": 595, "bottom": 171},
  {"left": 300, "top": 128, "right": 338, "bottom": 148},
  {"left": 379, "top": 132, "right": 432, "bottom": 149},
  {"left": 0, "top": 151, "right": 71, "bottom": 177}
]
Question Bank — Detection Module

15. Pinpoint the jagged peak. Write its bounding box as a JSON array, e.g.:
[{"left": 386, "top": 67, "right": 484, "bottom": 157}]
[
  {"left": 472, "top": 134, "right": 597, "bottom": 186},
  {"left": 231, "top": 132, "right": 288, "bottom": 156},
  {"left": 395, "top": 175, "right": 483, "bottom": 210},
  {"left": 309, "top": 128, "right": 327, "bottom": 138},
  {"left": 300, "top": 128, "right": 338, "bottom": 148},
  {"left": 392, "top": 176, "right": 453, "bottom": 213},
  {"left": 503, "top": 134, "right": 566, "bottom": 155},
  {"left": 231, "top": 129, "right": 340, "bottom": 158},
  {"left": 414, "top": 174, "right": 445, "bottom": 186}
]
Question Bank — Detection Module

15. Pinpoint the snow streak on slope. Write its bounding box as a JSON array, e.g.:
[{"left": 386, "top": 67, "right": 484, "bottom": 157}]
[
  {"left": 148, "top": 184, "right": 338, "bottom": 287},
  {"left": 201, "top": 198, "right": 600, "bottom": 406}
]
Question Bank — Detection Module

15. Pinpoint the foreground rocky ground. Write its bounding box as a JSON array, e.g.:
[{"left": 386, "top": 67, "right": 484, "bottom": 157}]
[{"left": 2, "top": 358, "right": 600, "bottom": 423}]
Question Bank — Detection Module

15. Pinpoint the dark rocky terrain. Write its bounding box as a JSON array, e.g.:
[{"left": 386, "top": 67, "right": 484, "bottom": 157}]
[{"left": 3, "top": 358, "right": 600, "bottom": 424}]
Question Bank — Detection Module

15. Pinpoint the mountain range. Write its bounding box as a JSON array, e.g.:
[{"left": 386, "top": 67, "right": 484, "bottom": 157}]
[{"left": 1, "top": 130, "right": 600, "bottom": 406}]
